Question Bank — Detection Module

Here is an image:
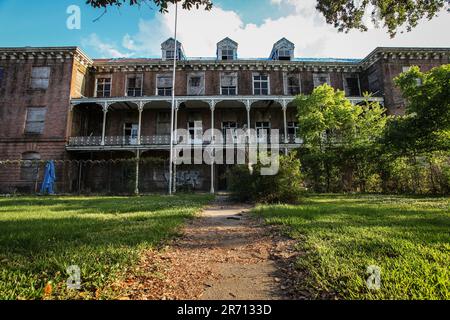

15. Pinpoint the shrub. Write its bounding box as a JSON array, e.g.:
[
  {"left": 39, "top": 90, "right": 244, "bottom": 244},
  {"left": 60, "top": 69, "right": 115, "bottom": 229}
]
[{"left": 227, "top": 152, "right": 304, "bottom": 203}]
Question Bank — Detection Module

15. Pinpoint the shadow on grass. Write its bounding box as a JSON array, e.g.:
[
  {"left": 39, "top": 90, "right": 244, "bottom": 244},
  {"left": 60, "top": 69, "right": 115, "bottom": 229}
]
[{"left": 0, "top": 194, "right": 213, "bottom": 299}]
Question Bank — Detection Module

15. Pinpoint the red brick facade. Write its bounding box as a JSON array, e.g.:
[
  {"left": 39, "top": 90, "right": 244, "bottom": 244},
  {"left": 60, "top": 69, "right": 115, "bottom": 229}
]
[{"left": 0, "top": 45, "right": 448, "bottom": 193}]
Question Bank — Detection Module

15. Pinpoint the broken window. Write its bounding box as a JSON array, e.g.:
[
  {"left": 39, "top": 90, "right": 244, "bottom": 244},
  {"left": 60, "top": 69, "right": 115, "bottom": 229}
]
[
  {"left": 187, "top": 72, "right": 205, "bottom": 95},
  {"left": 313, "top": 73, "right": 331, "bottom": 88},
  {"left": 96, "top": 77, "right": 112, "bottom": 97},
  {"left": 188, "top": 112, "right": 203, "bottom": 144},
  {"left": 343, "top": 75, "right": 361, "bottom": 96},
  {"left": 285, "top": 74, "right": 301, "bottom": 95},
  {"left": 221, "top": 72, "right": 238, "bottom": 95},
  {"left": 165, "top": 50, "right": 175, "bottom": 60},
  {"left": 221, "top": 46, "right": 235, "bottom": 60},
  {"left": 253, "top": 74, "right": 269, "bottom": 95},
  {"left": 222, "top": 121, "right": 238, "bottom": 143},
  {"left": 157, "top": 111, "right": 171, "bottom": 135},
  {"left": 126, "top": 74, "right": 143, "bottom": 97},
  {"left": 278, "top": 49, "right": 292, "bottom": 61},
  {"left": 367, "top": 71, "right": 380, "bottom": 94},
  {"left": 31, "top": 67, "right": 51, "bottom": 89},
  {"left": 20, "top": 152, "right": 40, "bottom": 181},
  {"left": 123, "top": 123, "right": 139, "bottom": 144},
  {"left": 157, "top": 74, "right": 173, "bottom": 96},
  {"left": 25, "top": 107, "right": 47, "bottom": 134}
]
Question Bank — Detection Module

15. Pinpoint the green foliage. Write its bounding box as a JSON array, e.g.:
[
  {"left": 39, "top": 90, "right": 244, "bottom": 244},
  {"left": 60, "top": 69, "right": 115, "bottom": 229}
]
[
  {"left": 386, "top": 64, "right": 450, "bottom": 155},
  {"left": 227, "top": 152, "right": 304, "bottom": 203},
  {"left": 86, "top": 0, "right": 212, "bottom": 12},
  {"left": 253, "top": 194, "right": 450, "bottom": 299},
  {"left": 0, "top": 194, "right": 212, "bottom": 299},
  {"left": 295, "top": 84, "right": 389, "bottom": 192},
  {"left": 316, "top": 0, "right": 445, "bottom": 37}
]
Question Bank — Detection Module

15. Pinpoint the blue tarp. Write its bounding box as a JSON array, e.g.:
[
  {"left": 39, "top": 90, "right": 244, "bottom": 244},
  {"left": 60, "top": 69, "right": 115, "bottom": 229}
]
[{"left": 40, "top": 160, "right": 56, "bottom": 194}]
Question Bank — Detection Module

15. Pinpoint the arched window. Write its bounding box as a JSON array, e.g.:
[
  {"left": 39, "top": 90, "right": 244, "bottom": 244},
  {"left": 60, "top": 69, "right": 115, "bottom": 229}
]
[{"left": 20, "top": 152, "right": 40, "bottom": 181}]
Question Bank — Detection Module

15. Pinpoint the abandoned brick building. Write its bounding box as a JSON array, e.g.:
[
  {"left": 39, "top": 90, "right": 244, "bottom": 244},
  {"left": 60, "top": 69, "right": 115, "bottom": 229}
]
[{"left": 0, "top": 38, "right": 449, "bottom": 193}]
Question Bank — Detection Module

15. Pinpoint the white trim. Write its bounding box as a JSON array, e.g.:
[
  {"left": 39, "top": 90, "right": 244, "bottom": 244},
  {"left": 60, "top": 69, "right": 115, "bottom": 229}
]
[
  {"left": 94, "top": 74, "right": 112, "bottom": 98},
  {"left": 252, "top": 72, "right": 270, "bottom": 96},
  {"left": 219, "top": 72, "right": 238, "bottom": 96}
]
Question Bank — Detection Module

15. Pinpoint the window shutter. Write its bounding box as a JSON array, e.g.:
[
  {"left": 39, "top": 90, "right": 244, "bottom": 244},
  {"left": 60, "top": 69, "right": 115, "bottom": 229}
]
[
  {"left": 157, "top": 75, "right": 172, "bottom": 88},
  {"left": 31, "top": 67, "right": 50, "bottom": 89},
  {"left": 221, "top": 73, "right": 237, "bottom": 87},
  {"left": 25, "top": 108, "right": 47, "bottom": 134}
]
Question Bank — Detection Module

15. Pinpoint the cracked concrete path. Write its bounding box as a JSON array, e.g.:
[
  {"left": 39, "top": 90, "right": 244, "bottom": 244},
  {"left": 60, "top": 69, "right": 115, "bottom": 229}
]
[{"left": 121, "top": 195, "right": 301, "bottom": 300}]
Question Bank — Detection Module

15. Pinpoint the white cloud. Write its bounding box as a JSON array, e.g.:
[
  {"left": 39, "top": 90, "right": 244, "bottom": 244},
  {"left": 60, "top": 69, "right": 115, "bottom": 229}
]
[
  {"left": 81, "top": 33, "right": 133, "bottom": 58},
  {"left": 83, "top": 3, "right": 450, "bottom": 59}
]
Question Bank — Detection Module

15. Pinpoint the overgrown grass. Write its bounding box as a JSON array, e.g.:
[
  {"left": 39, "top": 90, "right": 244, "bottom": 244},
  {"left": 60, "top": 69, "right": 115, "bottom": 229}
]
[
  {"left": 0, "top": 194, "right": 212, "bottom": 300},
  {"left": 253, "top": 194, "right": 450, "bottom": 299}
]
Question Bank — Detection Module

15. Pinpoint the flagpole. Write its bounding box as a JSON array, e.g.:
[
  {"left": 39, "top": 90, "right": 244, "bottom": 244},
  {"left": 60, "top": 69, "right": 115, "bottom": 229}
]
[{"left": 169, "top": 2, "right": 178, "bottom": 195}]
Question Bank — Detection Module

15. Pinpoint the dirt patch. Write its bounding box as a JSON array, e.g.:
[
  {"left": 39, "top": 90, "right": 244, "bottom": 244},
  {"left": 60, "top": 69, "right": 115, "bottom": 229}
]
[{"left": 118, "top": 196, "right": 308, "bottom": 300}]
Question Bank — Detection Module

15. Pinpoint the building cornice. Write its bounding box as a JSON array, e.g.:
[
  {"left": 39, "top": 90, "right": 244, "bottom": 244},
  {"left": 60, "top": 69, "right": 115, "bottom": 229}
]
[
  {"left": 0, "top": 46, "right": 93, "bottom": 67},
  {"left": 359, "top": 47, "right": 450, "bottom": 69}
]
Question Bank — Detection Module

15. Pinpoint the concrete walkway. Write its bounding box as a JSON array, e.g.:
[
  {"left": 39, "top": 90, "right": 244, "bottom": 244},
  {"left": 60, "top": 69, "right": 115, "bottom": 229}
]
[{"left": 123, "top": 195, "right": 298, "bottom": 300}]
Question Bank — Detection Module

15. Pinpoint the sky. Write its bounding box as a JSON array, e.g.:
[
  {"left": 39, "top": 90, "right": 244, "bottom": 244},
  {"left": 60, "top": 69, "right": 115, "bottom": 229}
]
[{"left": 0, "top": 0, "right": 449, "bottom": 59}]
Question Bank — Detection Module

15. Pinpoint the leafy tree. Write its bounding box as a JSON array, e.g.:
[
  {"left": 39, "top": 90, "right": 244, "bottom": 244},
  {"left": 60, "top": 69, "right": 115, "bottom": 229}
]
[
  {"left": 385, "top": 65, "right": 450, "bottom": 155},
  {"left": 86, "top": 1, "right": 445, "bottom": 37},
  {"left": 227, "top": 152, "right": 304, "bottom": 203},
  {"left": 316, "top": 0, "right": 446, "bottom": 37},
  {"left": 295, "top": 84, "right": 388, "bottom": 192},
  {"left": 86, "top": 0, "right": 212, "bottom": 12}
]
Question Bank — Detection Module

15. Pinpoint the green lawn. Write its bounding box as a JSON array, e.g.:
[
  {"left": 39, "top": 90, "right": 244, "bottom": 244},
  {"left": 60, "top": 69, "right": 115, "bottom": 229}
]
[
  {"left": 253, "top": 194, "right": 450, "bottom": 300},
  {"left": 0, "top": 194, "right": 212, "bottom": 300}
]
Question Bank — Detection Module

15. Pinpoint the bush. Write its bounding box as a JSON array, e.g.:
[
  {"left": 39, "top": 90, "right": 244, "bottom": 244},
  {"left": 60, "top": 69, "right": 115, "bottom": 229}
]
[{"left": 227, "top": 152, "right": 304, "bottom": 203}]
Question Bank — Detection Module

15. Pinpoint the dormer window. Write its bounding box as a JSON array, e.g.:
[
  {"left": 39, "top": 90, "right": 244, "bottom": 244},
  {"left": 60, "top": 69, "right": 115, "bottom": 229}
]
[
  {"left": 278, "top": 49, "right": 292, "bottom": 61},
  {"left": 221, "top": 47, "right": 235, "bottom": 60},
  {"left": 270, "top": 38, "right": 295, "bottom": 61},
  {"left": 165, "top": 50, "right": 175, "bottom": 60},
  {"left": 161, "top": 38, "right": 185, "bottom": 61},
  {"left": 217, "top": 37, "right": 238, "bottom": 61}
]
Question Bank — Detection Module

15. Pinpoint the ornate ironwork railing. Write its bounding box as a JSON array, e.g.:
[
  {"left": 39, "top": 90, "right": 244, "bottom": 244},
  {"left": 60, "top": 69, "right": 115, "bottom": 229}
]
[{"left": 68, "top": 134, "right": 303, "bottom": 147}]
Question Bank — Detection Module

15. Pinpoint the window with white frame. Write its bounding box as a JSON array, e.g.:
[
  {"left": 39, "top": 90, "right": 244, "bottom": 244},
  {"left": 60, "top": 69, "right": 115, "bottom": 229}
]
[
  {"left": 31, "top": 67, "right": 51, "bottom": 89},
  {"left": 222, "top": 121, "right": 238, "bottom": 143},
  {"left": 286, "top": 74, "right": 301, "bottom": 95},
  {"left": 187, "top": 72, "right": 205, "bottom": 95},
  {"left": 156, "top": 74, "right": 173, "bottom": 96},
  {"left": 221, "top": 72, "right": 237, "bottom": 95},
  {"left": 157, "top": 111, "right": 171, "bottom": 135},
  {"left": 165, "top": 50, "right": 175, "bottom": 60},
  {"left": 126, "top": 74, "right": 143, "bottom": 97},
  {"left": 25, "top": 107, "right": 47, "bottom": 134},
  {"left": 313, "top": 73, "right": 331, "bottom": 88},
  {"left": 188, "top": 112, "right": 203, "bottom": 144},
  {"left": 278, "top": 48, "right": 292, "bottom": 60},
  {"left": 253, "top": 74, "right": 269, "bottom": 95},
  {"left": 255, "top": 121, "right": 271, "bottom": 142},
  {"left": 221, "top": 46, "right": 235, "bottom": 60},
  {"left": 96, "top": 77, "right": 112, "bottom": 97}
]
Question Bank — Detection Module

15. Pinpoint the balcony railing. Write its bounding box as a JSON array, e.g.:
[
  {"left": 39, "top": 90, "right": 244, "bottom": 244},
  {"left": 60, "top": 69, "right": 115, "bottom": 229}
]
[{"left": 67, "top": 134, "right": 302, "bottom": 148}]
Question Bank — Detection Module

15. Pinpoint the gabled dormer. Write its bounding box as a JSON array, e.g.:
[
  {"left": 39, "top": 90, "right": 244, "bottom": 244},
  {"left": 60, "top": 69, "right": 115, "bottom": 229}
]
[
  {"left": 217, "top": 37, "right": 238, "bottom": 61},
  {"left": 270, "top": 38, "right": 295, "bottom": 61},
  {"left": 161, "top": 38, "right": 186, "bottom": 61}
]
